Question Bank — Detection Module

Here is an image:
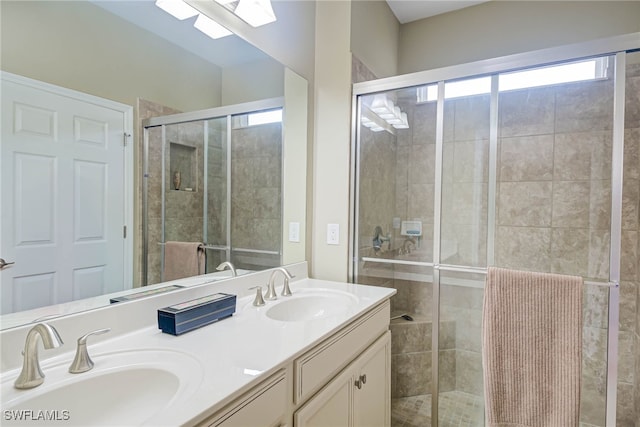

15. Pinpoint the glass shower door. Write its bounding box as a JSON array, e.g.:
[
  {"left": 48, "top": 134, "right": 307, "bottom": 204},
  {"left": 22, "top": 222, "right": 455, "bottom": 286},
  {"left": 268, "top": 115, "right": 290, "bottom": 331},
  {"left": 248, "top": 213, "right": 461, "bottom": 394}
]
[
  {"left": 228, "top": 109, "right": 283, "bottom": 270},
  {"left": 354, "top": 87, "right": 438, "bottom": 425},
  {"left": 438, "top": 76, "right": 491, "bottom": 426},
  {"left": 495, "top": 56, "right": 615, "bottom": 426},
  {"left": 203, "top": 117, "right": 229, "bottom": 272}
]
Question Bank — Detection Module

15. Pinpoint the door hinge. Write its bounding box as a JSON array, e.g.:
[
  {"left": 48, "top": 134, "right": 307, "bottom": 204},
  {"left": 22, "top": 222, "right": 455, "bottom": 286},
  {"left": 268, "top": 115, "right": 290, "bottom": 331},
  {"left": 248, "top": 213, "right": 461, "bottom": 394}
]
[
  {"left": 123, "top": 225, "right": 127, "bottom": 238},
  {"left": 123, "top": 132, "right": 131, "bottom": 147}
]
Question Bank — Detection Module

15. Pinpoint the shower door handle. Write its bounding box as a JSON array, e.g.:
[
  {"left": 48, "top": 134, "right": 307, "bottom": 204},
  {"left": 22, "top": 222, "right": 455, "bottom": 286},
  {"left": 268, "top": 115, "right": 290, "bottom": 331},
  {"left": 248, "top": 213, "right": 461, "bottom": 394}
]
[{"left": 0, "top": 258, "right": 15, "bottom": 270}]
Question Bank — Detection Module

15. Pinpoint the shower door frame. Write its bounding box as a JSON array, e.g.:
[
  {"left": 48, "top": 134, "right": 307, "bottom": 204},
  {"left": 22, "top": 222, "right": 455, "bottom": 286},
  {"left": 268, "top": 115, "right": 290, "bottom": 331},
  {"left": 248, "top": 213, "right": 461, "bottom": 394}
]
[
  {"left": 141, "top": 97, "right": 284, "bottom": 286},
  {"left": 350, "top": 33, "right": 640, "bottom": 427}
]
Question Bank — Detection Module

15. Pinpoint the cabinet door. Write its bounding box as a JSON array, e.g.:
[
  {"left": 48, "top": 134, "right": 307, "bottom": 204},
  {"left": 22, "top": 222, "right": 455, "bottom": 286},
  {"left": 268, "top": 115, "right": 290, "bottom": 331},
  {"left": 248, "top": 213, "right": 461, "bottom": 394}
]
[
  {"left": 295, "top": 371, "right": 352, "bottom": 427},
  {"left": 207, "top": 373, "right": 287, "bottom": 427},
  {"left": 353, "top": 331, "right": 391, "bottom": 427}
]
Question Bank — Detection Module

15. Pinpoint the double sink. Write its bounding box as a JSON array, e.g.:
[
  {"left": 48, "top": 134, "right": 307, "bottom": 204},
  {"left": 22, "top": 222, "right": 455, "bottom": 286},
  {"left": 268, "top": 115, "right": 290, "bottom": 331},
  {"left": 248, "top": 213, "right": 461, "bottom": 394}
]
[{"left": 1, "top": 282, "right": 362, "bottom": 426}]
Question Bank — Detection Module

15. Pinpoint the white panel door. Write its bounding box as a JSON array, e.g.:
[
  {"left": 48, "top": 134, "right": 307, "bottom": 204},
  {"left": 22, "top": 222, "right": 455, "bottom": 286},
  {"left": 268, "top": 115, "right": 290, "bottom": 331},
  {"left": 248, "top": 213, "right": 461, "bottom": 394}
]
[{"left": 1, "top": 74, "right": 131, "bottom": 314}]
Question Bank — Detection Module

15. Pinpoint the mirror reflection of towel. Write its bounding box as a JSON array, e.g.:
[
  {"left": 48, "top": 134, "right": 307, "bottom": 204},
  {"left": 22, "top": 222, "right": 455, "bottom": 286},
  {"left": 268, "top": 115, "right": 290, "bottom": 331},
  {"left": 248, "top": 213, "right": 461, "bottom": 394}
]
[{"left": 163, "top": 242, "right": 205, "bottom": 281}]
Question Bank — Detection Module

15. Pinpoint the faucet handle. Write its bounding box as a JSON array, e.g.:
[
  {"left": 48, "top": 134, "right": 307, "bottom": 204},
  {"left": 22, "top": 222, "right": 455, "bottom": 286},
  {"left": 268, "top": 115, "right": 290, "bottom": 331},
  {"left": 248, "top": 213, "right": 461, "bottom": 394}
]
[
  {"left": 281, "top": 277, "right": 293, "bottom": 297},
  {"left": 68, "top": 328, "right": 110, "bottom": 374},
  {"left": 249, "top": 286, "right": 266, "bottom": 307}
]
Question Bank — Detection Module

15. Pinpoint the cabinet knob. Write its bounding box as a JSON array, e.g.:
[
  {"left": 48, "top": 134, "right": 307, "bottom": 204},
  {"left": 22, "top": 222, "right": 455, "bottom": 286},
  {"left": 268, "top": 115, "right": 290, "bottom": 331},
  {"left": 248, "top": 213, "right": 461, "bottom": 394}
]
[
  {"left": 354, "top": 378, "right": 362, "bottom": 389},
  {"left": 360, "top": 374, "right": 367, "bottom": 384}
]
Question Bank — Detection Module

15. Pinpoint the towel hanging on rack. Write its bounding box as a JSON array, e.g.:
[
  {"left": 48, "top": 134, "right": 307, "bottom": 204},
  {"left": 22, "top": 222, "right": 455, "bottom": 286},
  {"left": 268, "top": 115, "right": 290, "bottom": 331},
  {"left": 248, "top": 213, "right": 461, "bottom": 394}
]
[
  {"left": 482, "top": 266, "right": 583, "bottom": 427},
  {"left": 163, "top": 241, "right": 205, "bottom": 281}
]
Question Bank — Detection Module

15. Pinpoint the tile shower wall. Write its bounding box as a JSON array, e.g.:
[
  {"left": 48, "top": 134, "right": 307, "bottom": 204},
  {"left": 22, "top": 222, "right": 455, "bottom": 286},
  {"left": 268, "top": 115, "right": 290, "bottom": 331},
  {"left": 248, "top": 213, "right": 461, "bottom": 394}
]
[
  {"left": 355, "top": 54, "right": 638, "bottom": 426},
  {"left": 230, "top": 122, "right": 282, "bottom": 269},
  {"left": 624, "top": 56, "right": 640, "bottom": 427},
  {"left": 205, "top": 118, "right": 227, "bottom": 271},
  {"left": 494, "top": 62, "right": 640, "bottom": 426},
  {"left": 138, "top": 99, "right": 182, "bottom": 286},
  {"left": 143, "top": 104, "right": 205, "bottom": 285}
]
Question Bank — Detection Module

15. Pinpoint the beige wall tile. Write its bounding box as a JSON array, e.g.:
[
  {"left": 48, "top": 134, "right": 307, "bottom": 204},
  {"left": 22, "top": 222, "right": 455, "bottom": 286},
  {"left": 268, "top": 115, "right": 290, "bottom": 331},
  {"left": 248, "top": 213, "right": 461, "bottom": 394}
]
[
  {"left": 448, "top": 94, "right": 490, "bottom": 142},
  {"left": 452, "top": 140, "right": 489, "bottom": 183},
  {"left": 495, "top": 226, "right": 551, "bottom": 271},
  {"left": 553, "top": 131, "right": 611, "bottom": 181},
  {"left": 589, "top": 180, "right": 612, "bottom": 230},
  {"left": 499, "top": 135, "right": 554, "bottom": 182},
  {"left": 498, "top": 181, "right": 552, "bottom": 227},
  {"left": 624, "top": 128, "right": 640, "bottom": 181},
  {"left": 588, "top": 229, "right": 611, "bottom": 280},
  {"left": 620, "top": 231, "right": 638, "bottom": 281},
  {"left": 583, "top": 285, "right": 609, "bottom": 329},
  {"left": 408, "top": 144, "right": 436, "bottom": 184},
  {"left": 499, "top": 87, "right": 555, "bottom": 137},
  {"left": 454, "top": 350, "right": 484, "bottom": 396},
  {"left": 552, "top": 181, "right": 590, "bottom": 228},
  {"left": 551, "top": 228, "right": 589, "bottom": 276},
  {"left": 622, "top": 178, "right": 639, "bottom": 231},
  {"left": 438, "top": 349, "right": 456, "bottom": 392},
  {"left": 555, "top": 80, "right": 614, "bottom": 133},
  {"left": 624, "top": 73, "right": 640, "bottom": 130}
]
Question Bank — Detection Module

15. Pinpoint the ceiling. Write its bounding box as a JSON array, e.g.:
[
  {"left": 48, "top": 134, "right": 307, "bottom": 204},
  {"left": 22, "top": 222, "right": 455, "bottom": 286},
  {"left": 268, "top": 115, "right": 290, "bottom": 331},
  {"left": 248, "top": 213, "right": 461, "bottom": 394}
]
[
  {"left": 92, "top": 0, "right": 490, "bottom": 68},
  {"left": 386, "top": 0, "right": 490, "bottom": 24},
  {"left": 91, "top": 0, "right": 269, "bottom": 68}
]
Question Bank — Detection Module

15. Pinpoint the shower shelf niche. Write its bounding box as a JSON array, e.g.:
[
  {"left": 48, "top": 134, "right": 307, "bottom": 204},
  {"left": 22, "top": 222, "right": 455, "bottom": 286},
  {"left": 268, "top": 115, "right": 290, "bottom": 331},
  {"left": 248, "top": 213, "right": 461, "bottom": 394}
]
[{"left": 169, "top": 142, "right": 197, "bottom": 192}]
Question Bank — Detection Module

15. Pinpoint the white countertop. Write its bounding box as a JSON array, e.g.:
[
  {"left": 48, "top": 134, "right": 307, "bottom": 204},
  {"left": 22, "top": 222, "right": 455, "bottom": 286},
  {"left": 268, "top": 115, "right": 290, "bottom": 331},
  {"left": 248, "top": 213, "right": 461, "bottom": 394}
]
[{"left": 0, "top": 268, "right": 395, "bottom": 426}]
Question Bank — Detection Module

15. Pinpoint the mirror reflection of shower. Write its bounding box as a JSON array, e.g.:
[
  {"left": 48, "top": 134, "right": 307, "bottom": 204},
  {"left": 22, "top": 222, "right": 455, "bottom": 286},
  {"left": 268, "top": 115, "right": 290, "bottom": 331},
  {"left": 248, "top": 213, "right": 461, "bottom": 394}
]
[{"left": 142, "top": 99, "right": 284, "bottom": 285}]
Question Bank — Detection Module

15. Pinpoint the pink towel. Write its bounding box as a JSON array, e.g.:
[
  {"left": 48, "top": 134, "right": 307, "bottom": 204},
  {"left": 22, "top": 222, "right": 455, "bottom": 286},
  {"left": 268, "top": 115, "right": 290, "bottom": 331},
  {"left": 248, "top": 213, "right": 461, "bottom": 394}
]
[
  {"left": 482, "top": 266, "right": 583, "bottom": 427},
  {"left": 163, "top": 242, "right": 204, "bottom": 281}
]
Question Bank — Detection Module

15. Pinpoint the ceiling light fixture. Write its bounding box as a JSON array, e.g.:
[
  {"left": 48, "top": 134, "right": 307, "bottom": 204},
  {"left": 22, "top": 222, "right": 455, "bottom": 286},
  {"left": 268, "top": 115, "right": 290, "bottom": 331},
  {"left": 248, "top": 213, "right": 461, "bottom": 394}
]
[
  {"left": 194, "top": 14, "right": 233, "bottom": 39},
  {"left": 234, "top": 0, "right": 276, "bottom": 27},
  {"left": 155, "top": 0, "right": 198, "bottom": 20}
]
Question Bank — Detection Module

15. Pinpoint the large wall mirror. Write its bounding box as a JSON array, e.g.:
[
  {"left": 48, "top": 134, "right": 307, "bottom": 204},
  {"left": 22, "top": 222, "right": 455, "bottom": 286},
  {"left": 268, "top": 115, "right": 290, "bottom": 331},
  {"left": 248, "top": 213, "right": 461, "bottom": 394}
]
[{"left": 0, "top": 0, "right": 307, "bottom": 329}]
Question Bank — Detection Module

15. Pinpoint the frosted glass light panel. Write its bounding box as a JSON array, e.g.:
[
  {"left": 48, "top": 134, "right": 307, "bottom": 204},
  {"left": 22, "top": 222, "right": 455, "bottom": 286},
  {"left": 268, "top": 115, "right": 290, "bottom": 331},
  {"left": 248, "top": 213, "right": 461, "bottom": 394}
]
[{"left": 440, "top": 76, "right": 490, "bottom": 267}]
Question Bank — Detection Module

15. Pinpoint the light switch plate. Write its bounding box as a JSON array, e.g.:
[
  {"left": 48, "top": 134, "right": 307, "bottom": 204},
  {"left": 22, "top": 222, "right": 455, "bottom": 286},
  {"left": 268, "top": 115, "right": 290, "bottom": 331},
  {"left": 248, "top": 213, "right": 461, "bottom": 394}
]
[
  {"left": 289, "top": 222, "right": 300, "bottom": 242},
  {"left": 327, "top": 223, "right": 339, "bottom": 245}
]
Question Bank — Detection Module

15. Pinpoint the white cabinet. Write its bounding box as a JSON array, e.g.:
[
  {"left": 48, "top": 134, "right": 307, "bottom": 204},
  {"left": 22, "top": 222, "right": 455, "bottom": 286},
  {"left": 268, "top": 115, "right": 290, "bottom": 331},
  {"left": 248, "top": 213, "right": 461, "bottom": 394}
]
[
  {"left": 294, "top": 300, "right": 390, "bottom": 404},
  {"left": 295, "top": 331, "right": 391, "bottom": 427},
  {"left": 200, "top": 370, "right": 289, "bottom": 427},
  {"left": 196, "top": 299, "right": 392, "bottom": 427}
]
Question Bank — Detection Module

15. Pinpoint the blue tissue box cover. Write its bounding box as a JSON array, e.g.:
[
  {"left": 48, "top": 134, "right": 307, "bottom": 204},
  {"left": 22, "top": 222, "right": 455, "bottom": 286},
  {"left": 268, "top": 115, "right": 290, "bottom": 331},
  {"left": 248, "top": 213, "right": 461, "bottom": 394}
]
[{"left": 158, "top": 292, "right": 236, "bottom": 335}]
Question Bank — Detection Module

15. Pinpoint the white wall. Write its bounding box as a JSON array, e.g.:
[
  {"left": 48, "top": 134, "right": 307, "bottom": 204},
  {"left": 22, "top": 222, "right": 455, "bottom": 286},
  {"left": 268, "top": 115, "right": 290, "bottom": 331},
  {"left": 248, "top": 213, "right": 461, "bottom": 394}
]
[
  {"left": 351, "top": 0, "right": 400, "bottom": 78},
  {"left": 185, "top": 0, "right": 316, "bottom": 81},
  {"left": 0, "top": 0, "right": 223, "bottom": 112},
  {"left": 282, "top": 69, "right": 309, "bottom": 265},
  {"left": 221, "top": 58, "right": 285, "bottom": 105},
  {"left": 398, "top": 1, "right": 640, "bottom": 74},
  {"left": 310, "top": 1, "right": 353, "bottom": 281}
]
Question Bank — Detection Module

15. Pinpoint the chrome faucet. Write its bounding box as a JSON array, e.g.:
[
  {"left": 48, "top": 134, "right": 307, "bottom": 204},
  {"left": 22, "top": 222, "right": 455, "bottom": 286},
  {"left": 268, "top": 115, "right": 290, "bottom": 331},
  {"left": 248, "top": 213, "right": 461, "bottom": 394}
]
[
  {"left": 14, "top": 323, "right": 63, "bottom": 389},
  {"left": 265, "top": 267, "right": 295, "bottom": 300},
  {"left": 216, "top": 261, "right": 237, "bottom": 277}
]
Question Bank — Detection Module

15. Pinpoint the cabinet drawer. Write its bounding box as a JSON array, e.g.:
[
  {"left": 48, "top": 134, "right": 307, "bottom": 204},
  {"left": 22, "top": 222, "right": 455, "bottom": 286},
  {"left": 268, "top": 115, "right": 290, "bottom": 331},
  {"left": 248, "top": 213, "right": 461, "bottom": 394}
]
[
  {"left": 294, "top": 300, "right": 390, "bottom": 404},
  {"left": 206, "top": 371, "right": 287, "bottom": 427}
]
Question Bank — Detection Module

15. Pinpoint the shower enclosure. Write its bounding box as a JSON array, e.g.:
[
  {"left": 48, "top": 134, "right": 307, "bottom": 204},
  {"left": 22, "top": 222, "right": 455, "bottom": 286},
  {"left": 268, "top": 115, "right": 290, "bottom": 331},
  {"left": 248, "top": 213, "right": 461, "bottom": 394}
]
[
  {"left": 351, "top": 36, "right": 639, "bottom": 426},
  {"left": 142, "top": 98, "right": 284, "bottom": 285}
]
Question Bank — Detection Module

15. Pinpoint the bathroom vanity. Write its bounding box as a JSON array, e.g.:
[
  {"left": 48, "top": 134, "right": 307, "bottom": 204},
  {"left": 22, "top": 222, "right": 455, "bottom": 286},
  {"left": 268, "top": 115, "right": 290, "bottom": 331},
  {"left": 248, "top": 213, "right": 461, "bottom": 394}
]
[{"left": 0, "top": 262, "right": 395, "bottom": 426}]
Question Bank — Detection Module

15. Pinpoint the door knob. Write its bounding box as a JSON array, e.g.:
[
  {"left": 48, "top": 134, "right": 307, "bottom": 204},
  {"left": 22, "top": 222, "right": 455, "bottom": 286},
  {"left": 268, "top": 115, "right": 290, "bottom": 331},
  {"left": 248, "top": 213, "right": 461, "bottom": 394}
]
[{"left": 0, "top": 258, "right": 15, "bottom": 269}]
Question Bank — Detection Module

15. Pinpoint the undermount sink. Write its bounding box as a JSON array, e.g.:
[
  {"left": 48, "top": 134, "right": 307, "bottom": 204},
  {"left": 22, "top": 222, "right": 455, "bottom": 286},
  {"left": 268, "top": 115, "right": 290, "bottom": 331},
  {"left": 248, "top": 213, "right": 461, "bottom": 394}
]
[
  {"left": 264, "top": 289, "right": 359, "bottom": 322},
  {"left": 1, "top": 349, "right": 203, "bottom": 426}
]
